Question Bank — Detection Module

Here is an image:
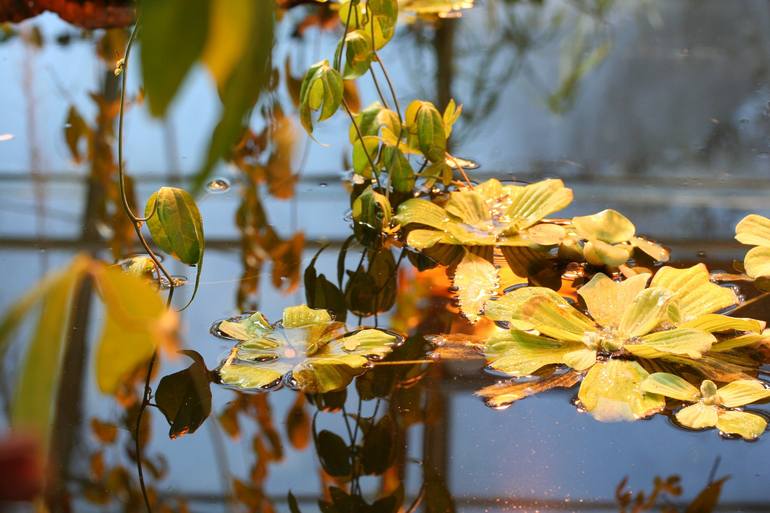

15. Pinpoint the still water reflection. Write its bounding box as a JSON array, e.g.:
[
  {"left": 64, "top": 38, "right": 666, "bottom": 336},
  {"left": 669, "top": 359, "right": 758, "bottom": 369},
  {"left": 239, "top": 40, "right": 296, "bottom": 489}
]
[{"left": 2, "top": 1, "right": 770, "bottom": 512}]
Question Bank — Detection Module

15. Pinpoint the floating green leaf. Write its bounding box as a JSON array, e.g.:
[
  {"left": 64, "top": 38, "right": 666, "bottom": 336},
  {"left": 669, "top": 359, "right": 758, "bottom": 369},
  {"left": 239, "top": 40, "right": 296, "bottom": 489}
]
[
  {"left": 577, "top": 360, "right": 664, "bottom": 422},
  {"left": 640, "top": 372, "right": 700, "bottom": 402},
  {"left": 453, "top": 251, "right": 498, "bottom": 323},
  {"left": 649, "top": 264, "right": 737, "bottom": 322},
  {"left": 215, "top": 306, "right": 400, "bottom": 394},
  {"left": 573, "top": 209, "right": 635, "bottom": 244},
  {"left": 485, "top": 329, "right": 590, "bottom": 377}
]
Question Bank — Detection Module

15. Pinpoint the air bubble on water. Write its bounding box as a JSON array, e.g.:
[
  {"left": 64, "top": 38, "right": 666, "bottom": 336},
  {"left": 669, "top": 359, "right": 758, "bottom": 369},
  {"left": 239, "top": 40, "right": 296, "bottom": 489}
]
[
  {"left": 206, "top": 177, "right": 231, "bottom": 193},
  {"left": 0, "top": 133, "right": 14, "bottom": 142},
  {"left": 63, "top": 123, "right": 72, "bottom": 128},
  {"left": 696, "top": 250, "right": 707, "bottom": 259},
  {"left": 319, "top": 182, "right": 328, "bottom": 188}
]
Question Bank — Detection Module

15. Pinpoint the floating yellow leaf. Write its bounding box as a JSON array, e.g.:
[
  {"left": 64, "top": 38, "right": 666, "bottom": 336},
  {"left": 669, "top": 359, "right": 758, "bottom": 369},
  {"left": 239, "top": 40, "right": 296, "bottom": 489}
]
[
  {"left": 577, "top": 359, "right": 664, "bottom": 422},
  {"left": 715, "top": 410, "right": 767, "bottom": 440},
  {"left": 641, "top": 372, "right": 700, "bottom": 402},
  {"left": 650, "top": 264, "right": 737, "bottom": 321},
  {"left": 577, "top": 272, "right": 650, "bottom": 329},
  {"left": 453, "top": 251, "right": 499, "bottom": 323}
]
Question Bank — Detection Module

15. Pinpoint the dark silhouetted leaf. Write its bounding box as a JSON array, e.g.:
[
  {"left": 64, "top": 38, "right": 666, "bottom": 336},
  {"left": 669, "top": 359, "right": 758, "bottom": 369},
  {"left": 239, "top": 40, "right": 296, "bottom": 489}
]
[
  {"left": 155, "top": 350, "right": 212, "bottom": 438},
  {"left": 362, "top": 414, "right": 396, "bottom": 475},
  {"left": 685, "top": 477, "right": 728, "bottom": 513},
  {"left": 288, "top": 491, "right": 302, "bottom": 513},
  {"left": 316, "top": 430, "right": 351, "bottom": 477}
]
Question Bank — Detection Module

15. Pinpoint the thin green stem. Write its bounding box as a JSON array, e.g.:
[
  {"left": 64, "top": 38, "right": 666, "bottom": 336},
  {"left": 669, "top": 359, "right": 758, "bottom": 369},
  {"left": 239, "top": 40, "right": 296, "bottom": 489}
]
[
  {"left": 117, "top": 20, "right": 176, "bottom": 298},
  {"left": 343, "top": 99, "right": 383, "bottom": 190},
  {"left": 334, "top": 3, "right": 354, "bottom": 71},
  {"left": 369, "top": 68, "right": 390, "bottom": 109},
  {"left": 373, "top": 54, "right": 402, "bottom": 122}
]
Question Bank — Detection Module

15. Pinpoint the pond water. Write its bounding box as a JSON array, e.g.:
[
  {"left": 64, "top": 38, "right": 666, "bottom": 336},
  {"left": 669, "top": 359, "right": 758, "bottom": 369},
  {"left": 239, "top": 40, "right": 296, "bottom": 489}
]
[{"left": 2, "top": 1, "right": 770, "bottom": 512}]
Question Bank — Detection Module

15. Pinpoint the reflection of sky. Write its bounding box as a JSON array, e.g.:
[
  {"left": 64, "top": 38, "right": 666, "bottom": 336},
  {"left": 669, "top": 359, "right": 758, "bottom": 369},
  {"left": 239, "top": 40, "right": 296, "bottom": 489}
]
[{"left": 2, "top": 1, "right": 770, "bottom": 510}]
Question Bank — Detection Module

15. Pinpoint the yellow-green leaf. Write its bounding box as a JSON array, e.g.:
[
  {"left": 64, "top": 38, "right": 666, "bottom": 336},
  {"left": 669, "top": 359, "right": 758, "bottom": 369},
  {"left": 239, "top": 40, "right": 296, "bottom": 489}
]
[
  {"left": 299, "top": 60, "right": 343, "bottom": 134},
  {"left": 717, "top": 379, "right": 770, "bottom": 408},
  {"left": 627, "top": 328, "right": 715, "bottom": 359},
  {"left": 514, "top": 289, "right": 597, "bottom": 343},
  {"left": 577, "top": 359, "right": 664, "bottom": 422},
  {"left": 443, "top": 98, "right": 462, "bottom": 138},
  {"left": 146, "top": 187, "right": 205, "bottom": 266},
  {"left": 650, "top": 264, "right": 738, "bottom": 321},
  {"left": 94, "top": 265, "right": 179, "bottom": 394},
  {"left": 219, "top": 360, "right": 288, "bottom": 389},
  {"left": 282, "top": 305, "right": 332, "bottom": 328},
  {"left": 405, "top": 100, "right": 446, "bottom": 162},
  {"left": 342, "top": 30, "right": 374, "bottom": 79},
  {"left": 140, "top": 0, "right": 210, "bottom": 117},
  {"left": 743, "top": 246, "right": 770, "bottom": 279},
  {"left": 340, "top": 329, "right": 397, "bottom": 353},
  {"left": 11, "top": 257, "right": 89, "bottom": 455},
  {"left": 523, "top": 223, "right": 566, "bottom": 246},
  {"left": 631, "top": 236, "right": 670, "bottom": 262},
  {"left": 640, "top": 372, "right": 700, "bottom": 402},
  {"left": 679, "top": 314, "right": 764, "bottom": 333},
  {"left": 735, "top": 214, "right": 770, "bottom": 246},
  {"left": 583, "top": 239, "right": 633, "bottom": 267},
  {"left": 444, "top": 190, "right": 489, "bottom": 225},
  {"left": 572, "top": 209, "right": 635, "bottom": 244},
  {"left": 715, "top": 410, "right": 767, "bottom": 440},
  {"left": 485, "top": 330, "right": 588, "bottom": 377},
  {"left": 618, "top": 287, "right": 673, "bottom": 338},
  {"left": 577, "top": 272, "right": 650, "bottom": 329},
  {"left": 395, "top": 198, "right": 450, "bottom": 231},
  {"left": 406, "top": 229, "right": 456, "bottom": 250},
  {"left": 505, "top": 179, "right": 573, "bottom": 232},
  {"left": 453, "top": 251, "right": 498, "bottom": 323},
  {"left": 675, "top": 402, "right": 719, "bottom": 429}
]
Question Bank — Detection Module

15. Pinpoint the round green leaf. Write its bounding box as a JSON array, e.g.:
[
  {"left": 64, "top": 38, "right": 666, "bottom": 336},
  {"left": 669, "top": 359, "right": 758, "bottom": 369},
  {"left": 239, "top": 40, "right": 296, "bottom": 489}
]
[{"left": 572, "top": 209, "right": 635, "bottom": 244}]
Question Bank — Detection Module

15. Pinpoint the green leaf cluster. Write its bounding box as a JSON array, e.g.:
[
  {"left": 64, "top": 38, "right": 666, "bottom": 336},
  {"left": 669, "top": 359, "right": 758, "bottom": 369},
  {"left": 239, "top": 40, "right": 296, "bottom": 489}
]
[{"left": 215, "top": 305, "right": 401, "bottom": 394}]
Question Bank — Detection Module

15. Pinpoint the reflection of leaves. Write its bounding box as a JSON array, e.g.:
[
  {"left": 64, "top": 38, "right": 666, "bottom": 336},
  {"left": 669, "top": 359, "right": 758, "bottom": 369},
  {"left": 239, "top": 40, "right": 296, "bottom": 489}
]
[
  {"left": 155, "top": 350, "right": 212, "bottom": 439},
  {"left": 64, "top": 105, "right": 89, "bottom": 163},
  {"left": 285, "top": 394, "right": 311, "bottom": 450},
  {"left": 362, "top": 414, "right": 396, "bottom": 474},
  {"left": 453, "top": 250, "right": 498, "bottom": 323},
  {"left": 685, "top": 477, "right": 728, "bottom": 513},
  {"left": 424, "top": 466, "right": 455, "bottom": 513},
  {"left": 316, "top": 430, "right": 351, "bottom": 477},
  {"left": 305, "top": 246, "right": 347, "bottom": 322},
  {"left": 476, "top": 370, "right": 582, "bottom": 409},
  {"left": 90, "top": 418, "right": 119, "bottom": 444}
]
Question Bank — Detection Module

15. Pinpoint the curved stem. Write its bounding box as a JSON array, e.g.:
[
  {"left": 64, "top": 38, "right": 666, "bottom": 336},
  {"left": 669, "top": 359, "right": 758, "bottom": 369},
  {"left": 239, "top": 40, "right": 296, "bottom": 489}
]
[
  {"left": 373, "top": 54, "right": 402, "bottom": 122},
  {"left": 134, "top": 351, "right": 157, "bottom": 513},
  {"left": 117, "top": 20, "right": 177, "bottom": 299}
]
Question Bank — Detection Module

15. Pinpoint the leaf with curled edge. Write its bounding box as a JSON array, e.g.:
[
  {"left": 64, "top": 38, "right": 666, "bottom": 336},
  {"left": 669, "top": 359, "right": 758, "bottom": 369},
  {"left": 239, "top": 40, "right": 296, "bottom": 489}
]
[
  {"left": 453, "top": 251, "right": 498, "bottom": 323},
  {"left": 155, "top": 350, "right": 212, "bottom": 439}
]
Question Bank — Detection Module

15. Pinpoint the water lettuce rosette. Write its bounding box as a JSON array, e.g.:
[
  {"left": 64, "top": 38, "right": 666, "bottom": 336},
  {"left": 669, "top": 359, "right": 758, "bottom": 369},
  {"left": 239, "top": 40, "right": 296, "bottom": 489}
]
[
  {"left": 641, "top": 373, "right": 770, "bottom": 440},
  {"left": 395, "top": 178, "right": 572, "bottom": 321},
  {"left": 482, "top": 264, "right": 766, "bottom": 421},
  {"left": 214, "top": 305, "right": 400, "bottom": 394}
]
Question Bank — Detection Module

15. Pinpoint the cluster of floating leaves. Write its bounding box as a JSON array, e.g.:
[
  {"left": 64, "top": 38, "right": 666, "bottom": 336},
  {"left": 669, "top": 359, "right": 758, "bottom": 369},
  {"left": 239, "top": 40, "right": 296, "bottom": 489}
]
[
  {"left": 211, "top": 305, "right": 402, "bottom": 394},
  {"left": 204, "top": 175, "right": 770, "bottom": 441}
]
